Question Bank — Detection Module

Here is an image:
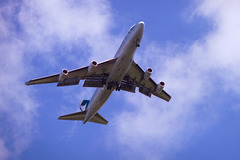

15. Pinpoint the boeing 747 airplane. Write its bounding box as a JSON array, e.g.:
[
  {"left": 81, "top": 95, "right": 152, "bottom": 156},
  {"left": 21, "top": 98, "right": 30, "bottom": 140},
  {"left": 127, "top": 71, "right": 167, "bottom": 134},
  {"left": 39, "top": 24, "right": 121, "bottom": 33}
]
[{"left": 25, "top": 21, "right": 171, "bottom": 125}]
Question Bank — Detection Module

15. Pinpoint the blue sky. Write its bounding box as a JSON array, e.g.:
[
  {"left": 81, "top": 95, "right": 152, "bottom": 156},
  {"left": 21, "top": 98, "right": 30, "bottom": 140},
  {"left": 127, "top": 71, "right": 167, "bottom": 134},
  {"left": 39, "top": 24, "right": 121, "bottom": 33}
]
[{"left": 1, "top": 0, "right": 240, "bottom": 160}]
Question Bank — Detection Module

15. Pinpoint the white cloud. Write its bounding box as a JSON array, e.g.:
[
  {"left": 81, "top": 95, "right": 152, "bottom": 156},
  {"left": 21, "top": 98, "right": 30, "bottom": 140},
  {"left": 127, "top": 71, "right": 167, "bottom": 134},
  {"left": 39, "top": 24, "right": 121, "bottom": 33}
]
[
  {"left": 110, "top": 0, "right": 240, "bottom": 159},
  {"left": 0, "top": 0, "right": 114, "bottom": 159},
  {"left": 197, "top": 0, "right": 240, "bottom": 93},
  {"left": 2, "top": 0, "right": 240, "bottom": 159},
  {"left": 0, "top": 140, "right": 9, "bottom": 160}
]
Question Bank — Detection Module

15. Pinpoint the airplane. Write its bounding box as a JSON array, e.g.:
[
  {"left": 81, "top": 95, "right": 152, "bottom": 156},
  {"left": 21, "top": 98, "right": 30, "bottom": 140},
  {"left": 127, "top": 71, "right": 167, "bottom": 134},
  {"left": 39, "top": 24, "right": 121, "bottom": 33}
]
[{"left": 25, "top": 21, "right": 171, "bottom": 125}]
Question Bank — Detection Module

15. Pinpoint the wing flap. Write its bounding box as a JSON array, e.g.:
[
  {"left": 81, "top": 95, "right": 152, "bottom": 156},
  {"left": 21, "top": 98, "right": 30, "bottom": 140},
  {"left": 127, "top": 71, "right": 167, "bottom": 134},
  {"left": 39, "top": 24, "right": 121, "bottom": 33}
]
[
  {"left": 57, "top": 78, "right": 81, "bottom": 86},
  {"left": 119, "top": 78, "right": 136, "bottom": 93},
  {"left": 120, "top": 83, "right": 136, "bottom": 93},
  {"left": 82, "top": 77, "right": 106, "bottom": 88},
  {"left": 139, "top": 86, "right": 152, "bottom": 97},
  {"left": 153, "top": 90, "right": 171, "bottom": 102}
]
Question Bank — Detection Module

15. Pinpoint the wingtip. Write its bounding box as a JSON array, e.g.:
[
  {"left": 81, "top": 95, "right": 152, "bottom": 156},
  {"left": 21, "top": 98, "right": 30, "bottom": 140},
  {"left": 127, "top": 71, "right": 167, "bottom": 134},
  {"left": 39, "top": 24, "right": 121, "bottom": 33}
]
[
  {"left": 165, "top": 97, "right": 171, "bottom": 102},
  {"left": 25, "top": 82, "right": 29, "bottom": 86},
  {"left": 58, "top": 116, "right": 65, "bottom": 120},
  {"left": 168, "top": 96, "right": 172, "bottom": 102}
]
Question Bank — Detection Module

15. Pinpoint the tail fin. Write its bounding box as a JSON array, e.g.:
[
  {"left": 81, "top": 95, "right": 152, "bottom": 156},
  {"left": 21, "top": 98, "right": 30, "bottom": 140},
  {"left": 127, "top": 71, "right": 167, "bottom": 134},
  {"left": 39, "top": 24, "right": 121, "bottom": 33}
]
[
  {"left": 58, "top": 111, "right": 108, "bottom": 125},
  {"left": 79, "top": 100, "right": 90, "bottom": 111}
]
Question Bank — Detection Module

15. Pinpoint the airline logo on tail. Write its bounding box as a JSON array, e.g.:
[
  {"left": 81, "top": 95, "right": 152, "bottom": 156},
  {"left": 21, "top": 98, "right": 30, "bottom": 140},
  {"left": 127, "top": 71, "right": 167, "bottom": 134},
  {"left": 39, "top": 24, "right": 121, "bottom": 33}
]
[{"left": 79, "top": 100, "right": 90, "bottom": 111}]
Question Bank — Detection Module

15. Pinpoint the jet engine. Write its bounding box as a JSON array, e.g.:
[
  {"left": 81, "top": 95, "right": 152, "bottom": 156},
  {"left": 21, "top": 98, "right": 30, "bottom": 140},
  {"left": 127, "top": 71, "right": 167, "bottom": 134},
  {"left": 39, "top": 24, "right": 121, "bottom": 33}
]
[
  {"left": 58, "top": 69, "right": 68, "bottom": 82},
  {"left": 88, "top": 60, "right": 98, "bottom": 74},
  {"left": 156, "top": 81, "right": 165, "bottom": 93},
  {"left": 143, "top": 68, "right": 152, "bottom": 80}
]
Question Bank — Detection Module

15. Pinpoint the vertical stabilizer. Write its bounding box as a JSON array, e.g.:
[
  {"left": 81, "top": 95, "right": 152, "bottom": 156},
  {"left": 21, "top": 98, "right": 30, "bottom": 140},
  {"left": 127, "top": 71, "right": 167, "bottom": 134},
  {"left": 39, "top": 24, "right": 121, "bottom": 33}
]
[{"left": 79, "top": 100, "right": 90, "bottom": 111}]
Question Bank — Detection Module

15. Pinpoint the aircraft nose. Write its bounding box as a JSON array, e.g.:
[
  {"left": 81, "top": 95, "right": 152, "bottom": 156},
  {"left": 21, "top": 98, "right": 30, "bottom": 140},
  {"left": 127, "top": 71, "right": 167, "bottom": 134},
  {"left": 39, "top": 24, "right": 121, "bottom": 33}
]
[
  {"left": 138, "top": 21, "right": 145, "bottom": 30},
  {"left": 138, "top": 21, "right": 144, "bottom": 26}
]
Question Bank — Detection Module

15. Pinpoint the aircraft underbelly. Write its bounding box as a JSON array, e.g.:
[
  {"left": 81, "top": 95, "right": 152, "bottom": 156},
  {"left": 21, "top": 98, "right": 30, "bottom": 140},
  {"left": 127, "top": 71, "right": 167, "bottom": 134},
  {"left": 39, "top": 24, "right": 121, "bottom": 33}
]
[
  {"left": 108, "top": 44, "right": 136, "bottom": 83},
  {"left": 84, "top": 47, "right": 135, "bottom": 123},
  {"left": 91, "top": 87, "right": 112, "bottom": 111},
  {"left": 84, "top": 87, "right": 113, "bottom": 122}
]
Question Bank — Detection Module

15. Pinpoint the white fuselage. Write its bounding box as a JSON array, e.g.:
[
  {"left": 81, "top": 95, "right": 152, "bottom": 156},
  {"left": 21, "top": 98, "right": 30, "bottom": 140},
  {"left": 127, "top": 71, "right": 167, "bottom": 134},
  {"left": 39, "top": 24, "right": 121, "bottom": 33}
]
[{"left": 83, "top": 21, "right": 144, "bottom": 124}]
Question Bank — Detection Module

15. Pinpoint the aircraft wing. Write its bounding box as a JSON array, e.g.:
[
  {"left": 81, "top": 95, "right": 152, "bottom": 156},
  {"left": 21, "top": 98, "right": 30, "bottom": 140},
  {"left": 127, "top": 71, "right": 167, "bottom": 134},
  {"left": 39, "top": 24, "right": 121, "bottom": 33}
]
[
  {"left": 123, "top": 61, "right": 171, "bottom": 102},
  {"left": 25, "top": 58, "right": 117, "bottom": 86}
]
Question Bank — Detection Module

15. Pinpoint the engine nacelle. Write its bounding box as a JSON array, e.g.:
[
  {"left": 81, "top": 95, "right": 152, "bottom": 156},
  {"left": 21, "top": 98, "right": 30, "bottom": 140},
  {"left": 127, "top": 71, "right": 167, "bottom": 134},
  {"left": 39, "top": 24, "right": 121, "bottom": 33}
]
[
  {"left": 156, "top": 81, "right": 165, "bottom": 94},
  {"left": 88, "top": 60, "right": 98, "bottom": 74},
  {"left": 58, "top": 69, "right": 68, "bottom": 82},
  {"left": 143, "top": 68, "right": 152, "bottom": 80}
]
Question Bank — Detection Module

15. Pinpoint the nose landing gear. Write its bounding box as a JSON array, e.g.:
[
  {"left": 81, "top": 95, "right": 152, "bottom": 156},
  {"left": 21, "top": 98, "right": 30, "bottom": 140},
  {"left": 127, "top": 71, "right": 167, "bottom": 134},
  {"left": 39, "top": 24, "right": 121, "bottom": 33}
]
[{"left": 136, "top": 39, "right": 140, "bottom": 47}]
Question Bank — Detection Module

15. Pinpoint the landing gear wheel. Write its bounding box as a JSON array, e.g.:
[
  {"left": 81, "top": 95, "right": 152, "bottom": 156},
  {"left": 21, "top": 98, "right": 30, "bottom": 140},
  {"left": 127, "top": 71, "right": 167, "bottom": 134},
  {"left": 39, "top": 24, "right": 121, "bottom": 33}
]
[
  {"left": 107, "top": 83, "right": 112, "bottom": 90},
  {"left": 136, "top": 39, "right": 140, "bottom": 47}
]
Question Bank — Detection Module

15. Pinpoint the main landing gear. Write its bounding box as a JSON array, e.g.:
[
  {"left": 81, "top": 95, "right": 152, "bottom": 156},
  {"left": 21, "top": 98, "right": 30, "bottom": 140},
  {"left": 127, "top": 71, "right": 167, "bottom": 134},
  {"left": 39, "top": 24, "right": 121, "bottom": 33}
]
[
  {"left": 116, "top": 84, "right": 121, "bottom": 91},
  {"left": 107, "top": 82, "right": 121, "bottom": 91},
  {"left": 107, "top": 83, "right": 112, "bottom": 90}
]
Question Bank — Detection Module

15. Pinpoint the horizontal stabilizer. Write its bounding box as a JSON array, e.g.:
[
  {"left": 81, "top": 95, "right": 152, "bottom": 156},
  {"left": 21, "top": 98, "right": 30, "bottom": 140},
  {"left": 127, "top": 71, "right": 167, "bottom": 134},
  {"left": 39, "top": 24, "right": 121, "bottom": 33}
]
[{"left": 58, "top": 111, "right": 108, "bottom": 125}]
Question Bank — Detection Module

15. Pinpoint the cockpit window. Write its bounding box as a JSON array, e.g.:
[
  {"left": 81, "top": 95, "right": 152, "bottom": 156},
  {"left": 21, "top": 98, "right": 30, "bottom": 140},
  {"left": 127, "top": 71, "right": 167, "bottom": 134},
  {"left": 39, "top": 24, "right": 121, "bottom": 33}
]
[{"left": 129, "top": 24, "right": 136, "bottom": 32}]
